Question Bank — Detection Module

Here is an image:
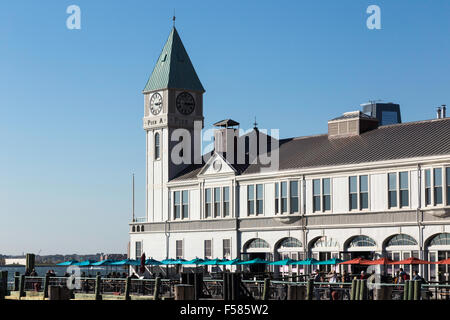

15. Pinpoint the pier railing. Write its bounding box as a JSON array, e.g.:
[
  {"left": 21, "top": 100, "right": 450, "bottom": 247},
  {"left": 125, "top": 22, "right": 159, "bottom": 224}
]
[{"left": 5, "top": 273, "right": 450, "bottom": 300}]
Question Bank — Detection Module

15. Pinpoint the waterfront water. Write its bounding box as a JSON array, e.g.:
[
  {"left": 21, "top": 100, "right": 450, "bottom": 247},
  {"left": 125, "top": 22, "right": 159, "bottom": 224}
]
[{"left": 0, "top": 265, "right": 128, "bottom": 284}]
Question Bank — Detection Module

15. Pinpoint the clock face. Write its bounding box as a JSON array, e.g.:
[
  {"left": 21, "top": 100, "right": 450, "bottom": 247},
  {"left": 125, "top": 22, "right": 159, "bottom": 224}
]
[
  {"left": 176, "top": 92, "right": 195, "bottom": 115},
  {"left": 150, "top": 93, "right": 163, "bottom": 115}
]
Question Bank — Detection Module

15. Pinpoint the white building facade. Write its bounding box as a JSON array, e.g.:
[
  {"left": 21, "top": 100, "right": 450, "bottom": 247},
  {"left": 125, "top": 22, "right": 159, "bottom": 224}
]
[{"left": 130, "top": 27, "right": 450, "bottom": 281}]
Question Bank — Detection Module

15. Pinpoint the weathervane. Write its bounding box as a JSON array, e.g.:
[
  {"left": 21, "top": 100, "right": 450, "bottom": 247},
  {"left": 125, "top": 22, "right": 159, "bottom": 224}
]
[
  {"left": 253, "top": 117, "right": 258, "bottom": 129},
  {"left": 173, "top": 9, "right": 176, "bottom": 27}
]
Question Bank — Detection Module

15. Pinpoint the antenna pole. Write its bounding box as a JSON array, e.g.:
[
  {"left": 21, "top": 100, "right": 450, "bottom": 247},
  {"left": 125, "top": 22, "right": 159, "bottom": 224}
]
[{"left": 132, "top": 173, "right": 135, "bottom": 222}]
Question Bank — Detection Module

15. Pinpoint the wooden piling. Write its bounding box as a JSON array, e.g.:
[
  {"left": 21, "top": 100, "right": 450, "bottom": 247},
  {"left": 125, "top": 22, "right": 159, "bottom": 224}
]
[
  {"left": 43, "top": 274, "right": 50, "bottom": 299},
  {"left": 124, "top": 276, "right": 131, "bottom": 300},
  {"left": 153, "top": 277, "right": 161, "bottom": 300},
  {"left": 14, "top": 272, "right": 20, "bottom": 291},
  {"left": 355, "top": 279, "right": 361, "bottom": 300},
  {"left": 175, "top": 284, "right": 194, "bottom": 300},
  {"left": 413, "top": 280, "right": 421, "bottom": 300},
  {"left": 95, "top": 275, "right": 102, "bottom": 300},
  {"left": 359, "top": 280, "right": 367, "bottom": 300},
  {"left": 19, "top": 274, "right": 25, "bottom": 298},
  {"left": 408, "top": 280, "right": 414, "bottom": 301},
  {"left": 403, "top": 280, "right": 409, "bottom": 300},
  {"left": 0, "top": 271, "right": 7, "bottom": 299},
  {"left": 262, "top": 278, "right": 270, "bottom": 300},
  {"left": 350, "top": 279, "right": 357, "bottom": 300},
  {"left": 306, "top": 279, "right": 313, "bottom": 300}
]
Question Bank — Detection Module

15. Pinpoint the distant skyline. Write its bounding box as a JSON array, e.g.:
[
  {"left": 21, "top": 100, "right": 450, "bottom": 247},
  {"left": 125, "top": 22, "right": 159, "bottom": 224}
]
[{"left": 1, "top": 1, "right": 449, "bottom": 255}]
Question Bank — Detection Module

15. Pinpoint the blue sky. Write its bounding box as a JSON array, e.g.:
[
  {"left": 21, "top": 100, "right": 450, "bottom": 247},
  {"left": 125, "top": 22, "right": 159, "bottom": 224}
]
[{"left": 1, "top": 1, "right": 449, "bottom": 255}]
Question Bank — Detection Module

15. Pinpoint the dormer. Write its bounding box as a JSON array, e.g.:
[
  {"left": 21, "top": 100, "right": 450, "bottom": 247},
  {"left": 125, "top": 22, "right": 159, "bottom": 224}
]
[{"left": 328, "top": 111, "right": 379, "bottom": 139}]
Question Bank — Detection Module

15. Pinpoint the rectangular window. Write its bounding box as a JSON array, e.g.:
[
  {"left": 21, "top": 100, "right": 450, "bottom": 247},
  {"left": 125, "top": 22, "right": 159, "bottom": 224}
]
[
  {"left": 182, "top": 190, "right": 189, "bottom": 219},
  {"left": 174, "top": 191, "right": 181, "bottom": 219},
  {"left": 214, "top": 187, "right": 221, "bottom": 217},
  {"left": 256, "top": 184, "right": 264, "bottom": 215},
  {"left": 349, "top": 176, "right": 357, "bottom": 210},
  {"left": 447, "top": 168, "right": 450, "bottom": 205},
  {"left": 275, "top": 183, "right": 279, "bottom": 214},
  {"left": 434, "top": 168, "right": 443, "bottom": 205},
  {"left": 247, "top": 185, "right": 255, "bottom": 215},
  {"left": 204, "top": 240, "right": 212, "bottom": 258},
  {"left": 223, "top": 187, "right": 230, "bottom": 217},
  {"left": 360, "top": 175, "right": 369, "bottom": 209},
  {"left": 135, "top": 241, "right": 142, "bottom": 258},
  {"left": 425, "top": 169, "right": 431, "bottom": 206},
  {"left": 388, "top": 173, "right": 397, "bottom": 208},
  {"left": 281, "top": 182, "right": 287, "bottom": 213},
  {"left": 176, "top": 240, "right": 183, "bottom": 259},
  {"left": 290, "top": 181, "right": 299, "bottom": 213},
  {"left": 205, "top": 188, "right": 212, "bottom": 218},
  {"left": 223, "top": 239, "right": 231, "bottom": 258},
  {"left": 313, "top": 179, "right": 321, "bottom": 212},
  {"left": 399, "top": 171, "right": 409, "bottom": 208},
  {"left": 322, "top": 178, "right": 331, "bottom": 211}
]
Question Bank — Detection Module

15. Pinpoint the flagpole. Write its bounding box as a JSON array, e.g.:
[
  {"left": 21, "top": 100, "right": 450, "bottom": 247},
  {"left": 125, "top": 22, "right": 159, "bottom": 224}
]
[{"left": 132, "top": 173, "right": 135, "bottom": 222}]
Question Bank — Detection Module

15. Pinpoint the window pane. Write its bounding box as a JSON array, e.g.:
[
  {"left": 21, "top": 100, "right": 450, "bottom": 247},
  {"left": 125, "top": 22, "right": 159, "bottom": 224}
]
[
  {"left": 248, "top": 185, "right": 254, "bottom": 199},
  {"left": 399, "top": 172, "right": 408, "bottom": 190},
  {"left": 447, "top": 168, "right": 450, "bottom": 205},
  {"left": 223, "top": 187, "right": 229, "bottom": 201},
  {"left": 323, "top": 178, "right": 330, "bottom": 195},
  {"left": 349, "top": 176, "right": 357, "bottom": 193},
  {"left": 290, "top": 181, "right": 298, "bottom": 196},
  {"left": 313, "top": 179, "right": 320, "bottom": 196},
  {"left": 205, "top": 188, "right": 211, "bottom": 202},
  {"left": 256, "top": 184, "right": 264, "bottom": 199},
  {"left": 400, "top": 190, "right": 409, "bottom": 207},
  {"left": 350, "top": 194, "right": 357, "bottom": 210},
  {"left": 313, "top": 196, "right": 321, "bottom": 212},
  {"left": 275, "top": 183, "right": 279, "bottom": 197},
  {"left": 388, "top": 173, "right": 397, "bottom": 190},
  {"left": 290, "top": 181, "right": 299, "bottom": 213},
  {"left": 182, "top": 204, "right": 188, "bottom": 218},
  {"left": 182, "top": 191, "right": 188, "bottom": 204},
  {"left": 281, "top": 182, "right": 287, "bottom": 197},
  {"left": 425, "top": 169, "right": 431, "bottom": 187},
  {"left": 323, "top": 195, "right": 331, "bottom": 211},
  {"left": 389, "top": 191, "right": 397, "bottom": 208},
  {"left": 360, "top": 175, "right": 368, "bottom": 193},
  {"left": 174, "top": 191, "right": 180, "bottom": 204},
  {"left": 434, "top": 168, "right": 442, "bottom": 187},
  {"left": 360, "top": 193, "right": 368, "bottom": 209}
]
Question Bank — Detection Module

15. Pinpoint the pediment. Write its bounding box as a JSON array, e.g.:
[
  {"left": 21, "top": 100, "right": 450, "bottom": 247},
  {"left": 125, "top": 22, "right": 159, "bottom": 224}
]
[{"left": 198, "top": 153, "right": 236, "bottom": 177}]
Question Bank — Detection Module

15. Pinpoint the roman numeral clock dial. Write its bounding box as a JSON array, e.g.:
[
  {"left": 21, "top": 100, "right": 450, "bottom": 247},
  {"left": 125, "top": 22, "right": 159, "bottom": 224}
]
[
  {"left": 150, "top": 92, "right": 163, "bottom": 115},
  {"left": 176, "top": 92, "right": 195, "bottom": 115}
]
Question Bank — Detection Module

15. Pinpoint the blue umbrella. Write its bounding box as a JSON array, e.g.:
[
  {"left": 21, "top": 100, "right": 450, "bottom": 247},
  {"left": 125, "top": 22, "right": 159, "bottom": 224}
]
[
  {"left": 269, "top": 258, "right": 297, "bottom": 266},
  {"left": 290, "top": 258, "right": 319, "bottom": 265},
  {"left": 315, "top": 258, "right": 345, "bottom": 265},
  {"left": 161, "top": 259, "right": 177, "bottom": 265},
  {"left": 91, "top": 259, "right": 116, "bottom": 266},
  {"left": 145, "top": 258, "right": 163, "bottom": 266},
  {"left": 74, "top": 260, "right": 97, "bottom": 267},
  {"left": 238, "top": 258, "right": 269, "bottom": 265},
  {"left": 218, "top": 258, "right": 241, "bottom": 265},
  {"left": 110, "top": 259, "right": 140, "bottom": 266},
  {"left": 181, "top": 258, "right": 204, "bottom": 265},
  {"left": 199, "top": 258, "right": 224, "bottom": 265},
  {"left": 56, "top": 260, "right": 79, "bottom": 266},
  {"left": 173, "top": 258, "right": 187, "bottom": 265}
]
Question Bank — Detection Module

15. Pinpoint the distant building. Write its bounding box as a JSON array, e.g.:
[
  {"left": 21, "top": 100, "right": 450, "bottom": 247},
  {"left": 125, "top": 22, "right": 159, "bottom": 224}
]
[
  {"left": 5, "top": 258, "right": 26, "bottom": 265},
  {"left": 361, "top": 102, "right": 402, "bottom": 126}
]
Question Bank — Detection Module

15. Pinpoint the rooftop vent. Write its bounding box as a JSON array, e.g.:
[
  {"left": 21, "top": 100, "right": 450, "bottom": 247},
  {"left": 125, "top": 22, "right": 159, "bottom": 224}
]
[{"left": 328, "top": 111, "right": 379, "bottom": 139}]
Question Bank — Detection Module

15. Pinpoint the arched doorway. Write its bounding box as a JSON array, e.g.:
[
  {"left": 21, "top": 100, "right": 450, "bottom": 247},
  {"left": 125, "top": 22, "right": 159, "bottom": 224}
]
[
  {"left": 309, "top": 236, "right": 340, "bottom": 273},
  {"left": 425, "top": 233, "right": 450, "bottom": 282},
  {"left": 275, "top": 237, "right": 303, "bottom": 277},
  {"left": 344, "top": 235, "right": 377, "bottom": 274},
  {"left": 383, "top": 234, "right": 419, "bottom": 276},
  {"left": 242, "top": 238, "right": 271, "bottom": 273}
]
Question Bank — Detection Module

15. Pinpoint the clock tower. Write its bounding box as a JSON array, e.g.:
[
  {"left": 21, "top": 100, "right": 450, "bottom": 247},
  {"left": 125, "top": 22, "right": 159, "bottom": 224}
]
[{"left": 143, "top": 27, "right": 205, "bottom": 223}]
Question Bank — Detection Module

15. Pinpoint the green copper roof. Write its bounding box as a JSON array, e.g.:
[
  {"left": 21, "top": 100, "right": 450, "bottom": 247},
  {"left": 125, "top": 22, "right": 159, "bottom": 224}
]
[{"left": 143, "top": 27, "right": 205, "bottom": 93}]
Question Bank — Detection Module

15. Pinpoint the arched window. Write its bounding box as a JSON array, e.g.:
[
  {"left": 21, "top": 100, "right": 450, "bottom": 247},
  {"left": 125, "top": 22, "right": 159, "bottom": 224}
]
[
  {"left": 155, "top": 132, "right": 160, "bottom": 160},
  {"left": 312, "top": 236, "right": 339, "bottom": 248},
  {"left": 245, "top": 238, "right": 269, "bottom": 249},
  {"left": 429, "top": 233, "right": 450, "bottom": 246},
  {"left": 141, "top": 225, "right": 145, "bottom": 232},
  {"left": 136, "top": 226, "right": 140, "bottom": 232},
  {"left": 132, "top": 226, "right": 135, "bottom": 232},
  {"left": 348, "top": 235, "right": 376, "bottom": 248},
  {"left": 279, "top": 237, "right": 302, "bottom": 249},
  {"left": 386, "top": 234, "right": 417, "bottom": 247}
]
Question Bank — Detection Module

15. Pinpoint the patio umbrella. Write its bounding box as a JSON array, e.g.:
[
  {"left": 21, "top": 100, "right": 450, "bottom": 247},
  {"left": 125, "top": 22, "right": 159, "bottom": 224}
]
[
  {"left": 145, "top": 258, "right": 163, "bottom": 266},
  {"left": 110, "top": 259, "right": 141, "bottom": 266},
  {"left": 218, "top": 258, "right": 241, "bottom": 265},
  {"left": 56, "top": 260, "right": 79, "bottom": 266},
  {"left": 269, "top": 259, "right": 297, "bottom": 265},
  {"left": 74, "top": 260, "right": 97, "bottom": 267},
  {"left": 91, "top": 259, "right": 116, "bottom": 266},
  {"left": 390, "top": 257, "right": 435, "bottom": 265},
  {"left": 238, "top": 258, "right": 269, "bottom": 265},
  {"left": 181, "top": 258, "right": 205, "bottom": 265},
  {"left": 316, "top": 258, "right": 345, "bottom": 265},
  {"left": 140, "top": 253, "right": 146, "bottom": 273},
  {"left": 199, "top": 258, "right": 224, "bottom": 265},
  {"left": 339, "top": 257, "right": 371, "bottom": 265},
  {"left": 173, "top": 258, "right": 187, "bottom": 265},
  {"left": 290, "top": 258, "right": 319, "bottom": 265},
  {"left": 161, "top": 259, "right": 177, "bottom": 265},
  {"left": 361, "top": 257, "right": 395, "bottom": 265},
  {"left": 437, "top": 258, "right": 450, "bottom": 264}
]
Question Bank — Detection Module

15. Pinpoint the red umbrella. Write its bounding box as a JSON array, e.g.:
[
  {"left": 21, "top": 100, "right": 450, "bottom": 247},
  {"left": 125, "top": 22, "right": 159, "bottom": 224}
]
[
  {"left": 361, "top": 257, "right": 396, "bottom": 265},
  {"left": 140, "top": 253, "right": 146, "bottom": 274},
  {"left": 436, "top": 258, "right": 450, "bottom": 265},
  {"left": 339, "top": 257, "right": 371, "bottom": 265},
  {"left": 390, "top": 257, "right": 435, "bottom": 265}
]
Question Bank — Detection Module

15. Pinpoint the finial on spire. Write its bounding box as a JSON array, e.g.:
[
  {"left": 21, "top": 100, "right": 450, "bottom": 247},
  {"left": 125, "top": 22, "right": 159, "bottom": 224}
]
[
  {"left": 172, "top": 9, "right": 176, "bottom": 27},
  {"left": 253, "top": 117, "right": 258, "bottom": 129}
]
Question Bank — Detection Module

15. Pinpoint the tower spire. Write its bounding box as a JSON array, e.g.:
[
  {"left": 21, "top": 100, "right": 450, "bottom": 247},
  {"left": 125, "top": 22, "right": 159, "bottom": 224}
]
[{"left": 172, "top": 9, "right": 176, "bottom": 27}]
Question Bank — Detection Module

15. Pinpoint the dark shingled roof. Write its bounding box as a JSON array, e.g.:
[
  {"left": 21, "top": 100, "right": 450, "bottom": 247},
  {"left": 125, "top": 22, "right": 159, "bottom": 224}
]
[{"left": 171, "top": 118, "right": 450, "bottom": 181}]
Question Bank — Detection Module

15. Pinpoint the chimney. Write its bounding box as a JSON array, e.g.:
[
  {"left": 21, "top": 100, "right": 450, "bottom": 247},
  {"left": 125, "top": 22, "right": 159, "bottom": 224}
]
[
  {"left": 442, "top": 105, "right": 447, "bottom": 118},
  {"left": 213, "top": 119, "right": 239, "bottom": 163},
  {"left": 437, "top": 107, "right": 442, "bottom": 119},
  {"left": 328, "top": 111, "right": 378, "bottom": 138}
]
